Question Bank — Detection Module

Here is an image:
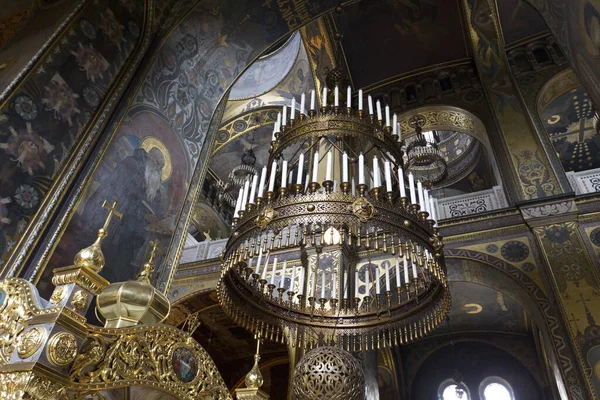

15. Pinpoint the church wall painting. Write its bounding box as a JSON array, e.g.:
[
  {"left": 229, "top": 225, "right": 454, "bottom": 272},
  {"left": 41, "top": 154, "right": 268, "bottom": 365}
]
[
  {"left": 31, "top": 0, "right": 344, "bottom": 291},
  {"left": 39, "top": 109, "right": 189, "bottom": 291},
  {"left": 462, "top": 0, "right": 560, "bottom": 200},
  {"left": 527, "top": 0, "right": 600, "bottom": 109},
  {"left": 0, "top": 0, "right": 145, "bottom": 272}
]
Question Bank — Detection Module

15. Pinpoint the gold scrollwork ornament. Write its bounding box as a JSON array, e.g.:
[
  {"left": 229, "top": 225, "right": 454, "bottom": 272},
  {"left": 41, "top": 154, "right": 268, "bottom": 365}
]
[
  {"left": 348, "top": 197, "right": 377, "bottom": 222},
  {"left": 47, "top": 332, "right": 78, "bottom": 366},
  {"left": 255, "top": 206, "right": 278, "bottom": 230},
  {"left": 70, "top": 290, "right": 89, "bottom": 311},
  {"left": 50, "top": 286, "right": 66, "bottom": 305},
  {"left": 17, "top": 327, "right": 46, "bottom": 359}
]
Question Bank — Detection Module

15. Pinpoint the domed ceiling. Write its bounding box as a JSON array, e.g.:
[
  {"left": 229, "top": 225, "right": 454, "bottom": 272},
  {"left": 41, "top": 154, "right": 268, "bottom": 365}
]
[{"left": 338, "top": 0, "right": 469, "bottom": 88}]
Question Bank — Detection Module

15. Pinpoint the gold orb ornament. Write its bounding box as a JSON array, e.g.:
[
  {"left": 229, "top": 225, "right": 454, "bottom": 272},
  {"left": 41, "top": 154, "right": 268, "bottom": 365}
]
[
  {"left": 292, "top": 346, "right": 365, "bottom": 400},
  {"left": 47, "top": 332, "right": 78, "bottom": 366}
]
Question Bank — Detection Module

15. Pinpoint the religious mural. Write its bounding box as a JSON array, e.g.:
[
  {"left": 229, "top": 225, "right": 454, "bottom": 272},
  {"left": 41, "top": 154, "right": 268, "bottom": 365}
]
[
  {"left": 36, "top": 0, "right": 343, "bottom": 291},
  {"left": 497, "top": 0, "right": 549, "bottom": 44},
  {"left": 540, "top": 86, "right": 600, "bottom": 172},
  {"left": 41, "top": 110, "right": 188, "bottom": 288},
  {"left": 0, "top": 0, "right": 144, "bottom": 270},
  {"left": 462, "top": 0, "right": 559, "bottom": 200}
]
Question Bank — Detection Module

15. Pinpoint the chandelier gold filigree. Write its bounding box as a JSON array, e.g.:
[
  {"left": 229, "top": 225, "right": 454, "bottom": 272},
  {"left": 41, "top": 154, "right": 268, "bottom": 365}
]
[{"left": 218, "top": 85, "right": 450, "bottom": 351}]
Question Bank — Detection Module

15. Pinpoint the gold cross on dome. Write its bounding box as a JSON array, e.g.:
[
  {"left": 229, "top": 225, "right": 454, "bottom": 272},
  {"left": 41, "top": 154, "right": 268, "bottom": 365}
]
[{"left": 101, "top": 200, "right": 123, "bottom": 231}]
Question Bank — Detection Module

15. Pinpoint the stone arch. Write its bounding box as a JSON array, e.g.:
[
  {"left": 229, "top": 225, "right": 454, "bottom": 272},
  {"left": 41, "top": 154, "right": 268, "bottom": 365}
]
[{"left": 444, "top": 248, "right": 583, "bottom": 400}]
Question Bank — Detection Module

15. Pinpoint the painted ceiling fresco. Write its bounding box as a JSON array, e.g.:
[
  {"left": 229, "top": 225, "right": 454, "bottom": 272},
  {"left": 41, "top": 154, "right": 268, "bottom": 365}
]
[
  {"left": 497, "top": 0, "right": 548, "bottom": 44},
  {"left": 436, "top": 281, "right": 528, "bottom": 334},
  {"left": 541, "top": 86, "right": 600, "bottom": 172},
  {"left": 222, "top": 32, "right": 314, "bottom": 123},
  {"left": 338, "top": 0, "right": 468, "bottom": 88},
  {"left": 229, "top": 32, "right": 301, "bottom": 101}
]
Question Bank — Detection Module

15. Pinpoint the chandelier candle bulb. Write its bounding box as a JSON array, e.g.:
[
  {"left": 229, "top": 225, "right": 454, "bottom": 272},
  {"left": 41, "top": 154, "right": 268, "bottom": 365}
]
[
  {"left": 347, "top": 86, "right": 352, "bottom": 108},
  {"left": 290, "top": 265, "right": 296, "bottom": 292},
  {"left": 358, "top": 89, "right": 363, "bottom": 110},
  {"left": 234, "top": 188, "right": 243, "bottom": 218},
  {"left": 342, "top": 152, "right": 349, "bottom": 182},
  {"left": 417, "top": 181, "right": 424, "bottom": 210},
  {"left": 321, "top": 270, "right": 326, "bottom": 299},
  {"left": 385, "top": 105, "right": 390, "bottom": 127},
  {"left": 290, "top": 98, "right": 296, "bottom": 120},
  {"left": 257, "top": 166, "right": 267, "bottom": 198},
  {"left": 332, "top": 272, "right": 337, "bottom": 299},
  {"left": 322, "top": 87, "right": 328, "bottom": 107},
  {"left": 376, "top": 100, "right": 382, "bottom": 122},
  {"left": 261, "top": 255, "right": 270, "bottom": 280},
  {"left": 300, "top": 93, "right": 305, "bottom": 115},
  {"left": 393, "top": 113, "right": 398, "bottom": 134},
  {"left": 398, "top": 167, "right": 406, "bottom": 198},
  {"left": 368, "top": 95, "right": 374, "bottom": 115},
  {"left": 412, "top": 260, "right": 418, "bottom": 280},
  {"left": 429, "top": 197, "right": 437, "bottom": 225},
  {"left": 299, "top": 267, "right": 305, "bottom": 295},
  {"left": 334, "top": 86, "right": 339, "bottom": 107},
  {"left": 280, "top": 260, "right": 287, "bottom": 289},
  {"left": 249, "top": 174, "right": 258, "bottom": 204},
  {"left": 268, "top": 161, "right": 277, "bottom": 192},
  {"left": 326, "top": 151, "right": 333, "bottom": 181},
  {"left": 373, "top": 155, "right": 381, "bottom": 188},
  {"left": 385, "top": 263, "right": 391, "bottom": 292},
  {"left": 241, "top": 179, "right": 250, "bottom": 209},
  {"left": 408, "top": 173, "right": 416, "bottom": 204},
  {"left": 255, "top": 247, "right": 263, "bottom": 275},
  {"left": 344, "top": 272, "right": 348, "bottom": 299},
  {"left": 269, "top": 257, "right": 278, "bottom": 285},
  {"left": 355, "top": 271, "right": 360, "bottom": 298},
  {"left": 296, "top": 153, "right": 304, "bottom": 185},
  {"left": 312, "top": 151, "right": 319, "bottom": 183},
  {"left": 384, "top": 161, "right": 392, "bottom": 192},
  {"left": 424, "top": 189, "right": 430, "bottom": 215},
  {"left": 276, "top": 112, "right": 281, "bottom": 131},
  {"left": 358, "top": 153, "right": 366, "bottom": 185},
  {"left": 281, "top": 160, "right": 288, "bottom": 187},
  {"left": 310, "top": 90, "right": 315, "bottom": 111},
  {"left": 395, "top": 256, "right": 401, "bottom": 287},
  {"left": 398, "top": 122, "right": 402, "bottom": 141},
  {"left": 403, "top": 258, "right": 409, "bottom": 284},
  {"left": 376, "top": 268, "right": 381, "bottom": 295}
]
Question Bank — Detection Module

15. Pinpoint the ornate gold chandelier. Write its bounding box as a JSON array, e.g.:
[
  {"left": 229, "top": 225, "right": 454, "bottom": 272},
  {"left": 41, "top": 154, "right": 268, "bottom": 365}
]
[{"left": 218, "top": 85, "right": 450, "bottom": 351}]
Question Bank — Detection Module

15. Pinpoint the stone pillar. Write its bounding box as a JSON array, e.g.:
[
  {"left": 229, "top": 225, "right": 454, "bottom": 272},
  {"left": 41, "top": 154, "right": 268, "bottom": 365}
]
[
  {"left": 461, "top": 0, "right": 562, "bottom": 201},
  {"left": 363, "top": 349, "right": 380, "bottom": 400},
  {"left": 521, "top": 198, "right": 600, "bottom": 399}
]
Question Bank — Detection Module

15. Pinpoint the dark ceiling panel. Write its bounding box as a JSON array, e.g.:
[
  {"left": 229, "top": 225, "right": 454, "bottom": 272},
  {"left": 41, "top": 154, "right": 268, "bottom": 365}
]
[
  {"left": 498, "top": 0, "right": 548, "bottom": 44},
  {"left": 339, "top": 0, "right": 468, "bottom": 88}
]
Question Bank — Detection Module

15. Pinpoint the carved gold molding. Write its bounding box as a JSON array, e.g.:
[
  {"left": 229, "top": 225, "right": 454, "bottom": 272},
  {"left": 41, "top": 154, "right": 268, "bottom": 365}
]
[
  {"left": 536, "top": 68, "right": 581, "bottom": 115},
  {"left": 46, "top": 332, "right": 78, "bottom": 367},
  {"left": 398, "top": 105, "right": 488, "bottom": 146}
]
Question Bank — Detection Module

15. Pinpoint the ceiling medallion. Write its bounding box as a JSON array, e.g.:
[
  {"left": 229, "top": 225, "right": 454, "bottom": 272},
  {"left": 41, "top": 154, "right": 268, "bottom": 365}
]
[
  {"left": 17, "top": 327, "right": 46, "bottom": 359},
  {"left": 47, "top": 332, "right": 78, "bottom": 366},
  {"left": 218, "top": 83, "right": 450, "bottom": 352}
]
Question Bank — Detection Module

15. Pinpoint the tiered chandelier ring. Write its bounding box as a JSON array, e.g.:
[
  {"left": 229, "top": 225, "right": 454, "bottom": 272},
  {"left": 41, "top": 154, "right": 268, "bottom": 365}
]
[{"left": 218, "top": 87, "right": 450, "bottom": 351}]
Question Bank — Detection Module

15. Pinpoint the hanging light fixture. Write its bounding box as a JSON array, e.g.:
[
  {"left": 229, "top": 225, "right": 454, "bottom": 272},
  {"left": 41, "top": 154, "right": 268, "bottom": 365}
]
[
  {"left": 218, "top": 81, "right": 450, "bottom": 351},
  {"left": 403, "top": 116, "right": 447, "bottom": 185}
]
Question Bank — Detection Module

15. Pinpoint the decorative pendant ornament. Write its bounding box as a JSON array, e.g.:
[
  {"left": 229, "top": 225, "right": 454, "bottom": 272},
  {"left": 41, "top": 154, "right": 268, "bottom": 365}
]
[{"left": 292, "top": 346, "right": 365, "bottom": 400}]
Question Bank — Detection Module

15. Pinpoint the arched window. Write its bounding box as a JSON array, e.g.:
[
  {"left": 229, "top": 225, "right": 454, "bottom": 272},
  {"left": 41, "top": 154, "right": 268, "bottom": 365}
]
[
  {"left": 479, "top": 376, "right": 515, "bottom": 400},
  {"left": 438, "top": 379, "right": 471, "bottom": 400}
]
